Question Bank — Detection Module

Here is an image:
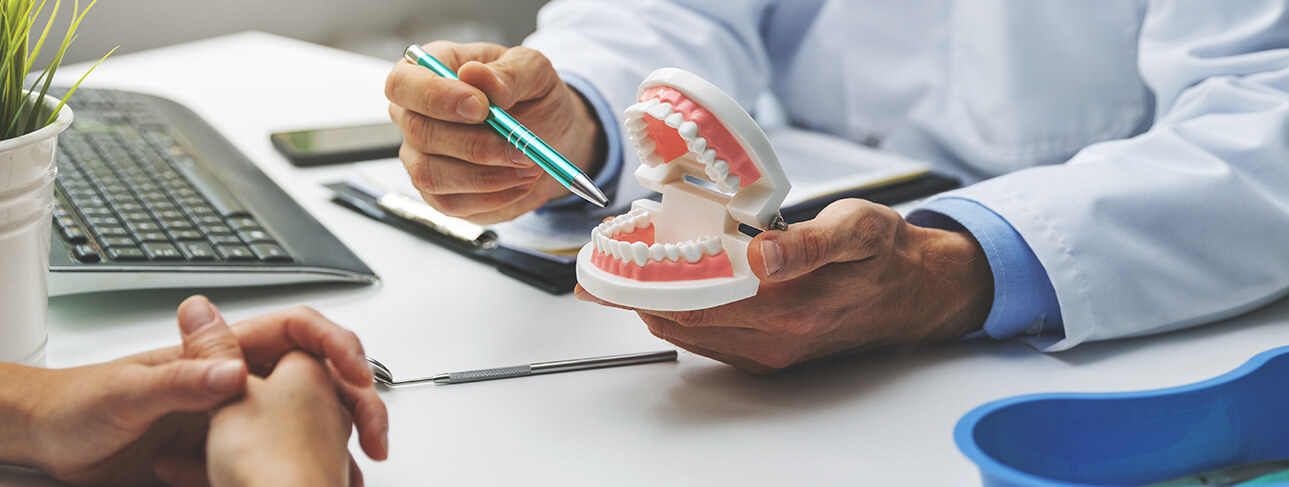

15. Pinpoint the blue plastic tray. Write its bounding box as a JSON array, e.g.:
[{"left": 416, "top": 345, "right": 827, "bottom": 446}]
[{"left": 955, "top": 346, "right": 1289, "bottom": 486}]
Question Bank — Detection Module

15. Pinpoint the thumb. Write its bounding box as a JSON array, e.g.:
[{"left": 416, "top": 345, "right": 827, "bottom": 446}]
[
  {"left": 749, "top": 199, "right": 898, "bottom": 281},
  {"left": 178, "top": 295, "right": 244, "bottom": 361},
  {"left": 116, "top": 358, "right": 247, "bottom": 422},
  {"left": 458, "top": 46, "right": 561, "bottom": 110}
]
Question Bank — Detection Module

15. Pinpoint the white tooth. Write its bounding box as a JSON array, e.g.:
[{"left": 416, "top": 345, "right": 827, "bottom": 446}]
[
  {"left": 643, "top": 98, "right": 660, "bottom": 109},
  {"left": 636, "top": 211, "right": 651, "bottom": 228},
  {"left": 701, "top": 236, "right": 722, "bottom": 256},
  {"left": 618, "top": 217, "right": 636, "bottom": 233},
  {"left": 703, "top": 149, "right": 717, "bottom": 164},
  {"left": 678, "top": 121, "right": 698, "bottom": 140},
  {"left": 635, "top": 137, "right": 656, "bottom": 154},
  {"left": 679, "top": 242, "right": 703, "bottom": 263},
  {"left": 689, "top": 136, "right": 707, "bottom": 153},
  {"left": 664, "top": 112, "right": 684, "bottom": 128},
  {"left": 593, "top": 232, "right": 603, "bottom": 252},
  {"left": 724, "top": 175, "right": 741, "bottom": 190},
  {"left": 624, "top": 104, "right": 647, "bottom": 118},
  {"left": 631, "top": 242, "right": 650, "bottom": 266},
  {"left": 619, "top": 241, "right": 635, "bottom": 262},
  {"left": 705, "top": 164, "right": 721, "bottom": 182},
  {"left": 664, "top": 243, "right": 680, "bottom": 262},
  {"left": 608, "top": 221, "right": 622, "bottom": 236},
  {"left": 712, "top": 160, "right": 730, "bottom": 181},
  {"left": 649, "top": 243, "right": 666, "bottom": 261},
  {"left": 630, "top": 130, "right": 650, "bottom": 144},
  {"left": 647, "top": 103, "right": 672, "bottom": 120},
  {"left": 645, "top": 154, "right": 664, "bottom": 167}
]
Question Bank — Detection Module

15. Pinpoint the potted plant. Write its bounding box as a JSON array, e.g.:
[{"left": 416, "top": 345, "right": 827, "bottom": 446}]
[{"left": 0, "top": 0, "right": 112, "bottom": 365}]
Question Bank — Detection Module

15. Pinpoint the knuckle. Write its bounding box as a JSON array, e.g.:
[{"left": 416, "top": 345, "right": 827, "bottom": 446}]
[
  {"left": 427, "top": 194, "right": 466, "bottom": 217},
  {"left": 286, "top": 305, "right": 323, "bottom": 321},
  {"left": 669, "top": 308, "right": 708, "bottom": 327},
  {"left": 798, "top": 225, "right": 831, "bottom": 267},
  {"left": 470, "top": 168, "right": 504, "bottom": 191},
  {"left": 403, "top": 112, "right": 434, "bottom": 147},
  {"left": 406, "top": 159, "right": 442, "bottom": 194},
  {"left": 464, "top": 132, "right": 501, "bottom": 164}
]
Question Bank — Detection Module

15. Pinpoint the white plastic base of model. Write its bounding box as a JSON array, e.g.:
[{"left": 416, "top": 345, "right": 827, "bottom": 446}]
[{"left": 575, "top": 233, "right": 756, "bottom": 312}]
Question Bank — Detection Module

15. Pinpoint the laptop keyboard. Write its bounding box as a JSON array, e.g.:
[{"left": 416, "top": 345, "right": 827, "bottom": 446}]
[{"left": 52, "top": 88, "right": 293, "bottom": 265}]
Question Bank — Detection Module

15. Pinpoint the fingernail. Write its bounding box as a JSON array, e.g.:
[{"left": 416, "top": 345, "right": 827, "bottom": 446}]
[
  {"left": 457, "top": 96, "right": 484, "bottom": 122},
  {"left": 179, "top": 297, "right": 218, "bottom": 334},
  {"left": 206, "top": 360, "right": 245, "bottom": 394},
  {"left": 516, "top": 166, "right": 543, "bottom": 180},
  {"left": 507, "top": 146, "right": 530, "bottom": 165},
  {"left": 762, "top": 240, "right": 783, "bottom": 276}
]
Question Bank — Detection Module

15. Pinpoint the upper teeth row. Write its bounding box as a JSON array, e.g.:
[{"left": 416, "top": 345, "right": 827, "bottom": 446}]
[
  {"left": 596, "top": 208, "right": 651, "bottom": 238},
  {"left": 624, "top": 98, "right": 742, "bottom": 193},
  {"left": 593, "top": 232, "right": 724, "bottom": 266}
]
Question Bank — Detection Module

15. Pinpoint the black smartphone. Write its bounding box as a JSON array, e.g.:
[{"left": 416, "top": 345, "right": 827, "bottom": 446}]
[{"left": 270, "top": 122, "right": 404, "bottom": 167}]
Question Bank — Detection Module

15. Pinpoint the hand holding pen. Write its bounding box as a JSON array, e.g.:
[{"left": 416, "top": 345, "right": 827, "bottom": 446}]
[{"left": 385, "top": 41, "right": 610, "bottom": 224}]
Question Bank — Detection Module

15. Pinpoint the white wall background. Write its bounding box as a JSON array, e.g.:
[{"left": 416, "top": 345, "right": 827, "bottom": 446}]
[{"left": 40, "top": 0, "right": 549, "bottom": 65}]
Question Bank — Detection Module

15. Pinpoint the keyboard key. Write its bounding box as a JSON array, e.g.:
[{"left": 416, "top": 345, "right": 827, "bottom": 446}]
[
  {"left": 141, "top": 242, "right": 184, "bottom": 260},
  {"left": 178, "top": 241, "right": 217, "bottom": 261},
  {"left": 215, "top": 244, "right": 256, "bottom": 261},
  {"left": 160, "top": 219, "right": 194, "bottom": 231},
  {"left": 154, "top": 209, "right": 186, "bottom": 220},
  {"left": 201, "top": 224, "right": 233, "bottom": 236},
  {"left": 106, "top": 247, "right": 146, "bottom": 261},
  {"left": 133, "top": 230, "right": 168, "bottom": 242},
  {"left": 127, "top": 220, "right": 161, "bottom": 232},
  {"left": 72, "top": 245, "right": 101, "bottom": 263},
  {"left": 168, "top": 229, "right": 202, "bottom": 241},
  {"left": 121, "top": 211, "right": 152, "bottom": 222},
  {"left": 227, "top": 217, "right": 262, "bottom": 231},
  {"left": 237, "top": 229, "right": 274, "bottom": 244},
  {"left": 59, "top": 225, "right": 87, "bottom": 244},
  {"left": 95, "top": 226, "right": 129, "bottom": 237},
  {"left": 87, "top": 216, "right": 121, "bottom": 227},
  {"left": 209, "top": 235, "right": 241, "bottom": 246},
  {"left": 100, "top": 236, "right": 136, "bottom": 248},
  {"left": 249, "top": 243, "right": 292, "bottom": 262},
  {"left": 191, "top": 214, "right": 222, "bottom": 227}
]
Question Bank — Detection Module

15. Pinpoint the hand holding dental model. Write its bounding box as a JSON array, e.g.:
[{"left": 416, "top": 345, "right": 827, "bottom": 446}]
[{"left": 575, "top": 69, "right": 994, "bottom": 373}]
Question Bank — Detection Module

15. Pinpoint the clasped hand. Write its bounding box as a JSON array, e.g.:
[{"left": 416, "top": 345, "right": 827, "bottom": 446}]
[
  {"left": 578, "top": 199, "right": 995, "bottom": 374},
  {"left": 6, "top": 296, "right": 387, "bottom": 487}
]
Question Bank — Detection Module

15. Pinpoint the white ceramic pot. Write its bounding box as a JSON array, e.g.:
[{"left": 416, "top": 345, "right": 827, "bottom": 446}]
[{"left": 0, "top": 95, "right": 72, "bottom": 366}]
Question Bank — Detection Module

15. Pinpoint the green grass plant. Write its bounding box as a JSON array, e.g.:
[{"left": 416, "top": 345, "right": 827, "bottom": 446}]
[{"left": 0, "top": 0, "right": 114, "bottom": 140}]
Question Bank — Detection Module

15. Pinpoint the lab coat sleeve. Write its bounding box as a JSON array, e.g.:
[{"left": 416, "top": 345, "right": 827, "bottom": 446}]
[
  {"left": 928, "top": 0, "right": 1289, "bottom": 351},
  {"left": 522, "top": 0, "right": 780, "bottom": 211}
]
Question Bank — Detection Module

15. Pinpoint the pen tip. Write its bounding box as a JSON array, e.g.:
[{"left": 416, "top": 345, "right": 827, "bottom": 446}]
[{"left": 570, "top": 174, "right": 609, "bottom": 208}]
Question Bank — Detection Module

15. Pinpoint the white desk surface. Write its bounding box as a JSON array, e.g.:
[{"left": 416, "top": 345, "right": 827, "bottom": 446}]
[{"left": 10, "top": 32, "right": 1289, "bottom": 486}]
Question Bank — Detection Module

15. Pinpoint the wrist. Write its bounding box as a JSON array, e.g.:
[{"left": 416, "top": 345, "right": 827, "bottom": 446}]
[
  {"left": 919, "top": 227, "right": 994, "bottom": 340},
  {"left": 0, "top": 364, "right": 44, "bottom": 467}
]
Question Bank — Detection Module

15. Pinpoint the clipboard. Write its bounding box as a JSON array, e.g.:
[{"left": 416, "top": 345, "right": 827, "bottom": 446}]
[{"left": 326, "top": 182, "right": 577, "bottom": 294}]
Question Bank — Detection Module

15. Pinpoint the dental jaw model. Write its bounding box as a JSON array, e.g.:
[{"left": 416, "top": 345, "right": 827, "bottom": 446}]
[{"left": 576, "top": 68, "right": 791, "bottom": 311}]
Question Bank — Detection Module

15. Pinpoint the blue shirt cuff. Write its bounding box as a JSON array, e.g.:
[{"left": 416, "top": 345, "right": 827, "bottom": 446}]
[
  {"left": 537, "top": 73, "right": 623, "bottom": 213},
  {"left": 907, "top": 197, "right": 1064, "bottom": 340}
]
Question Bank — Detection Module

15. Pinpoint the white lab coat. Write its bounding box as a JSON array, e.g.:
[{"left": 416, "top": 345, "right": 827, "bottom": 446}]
[{"left": 524, "top": 0, "right": 1289, "bottom": 351}]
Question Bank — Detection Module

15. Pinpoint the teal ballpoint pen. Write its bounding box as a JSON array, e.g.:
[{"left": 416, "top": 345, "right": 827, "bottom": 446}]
[{"left": 403, "top": 44, "right": 609, "bottom": 208}]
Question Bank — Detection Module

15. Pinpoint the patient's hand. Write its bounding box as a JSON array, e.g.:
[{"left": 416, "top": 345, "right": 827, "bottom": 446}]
[
  {"left": 386, "top": 41, "right": 606, "bottom": 224},
  {"left": 577, "top": 199, "right": 994, "bottom": 373},
  {"left": 205, "top": 351, "right": 356, "bottom": 487},
  {"left": 6, "top": 296, "right": 386, "bottom": 486}
]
